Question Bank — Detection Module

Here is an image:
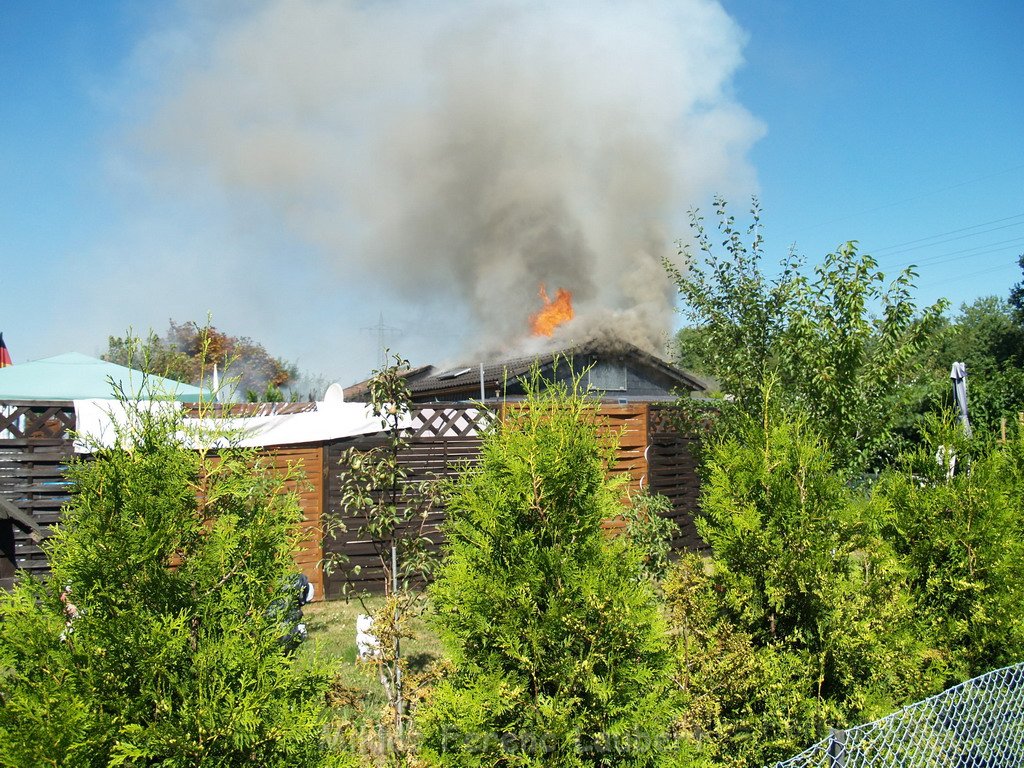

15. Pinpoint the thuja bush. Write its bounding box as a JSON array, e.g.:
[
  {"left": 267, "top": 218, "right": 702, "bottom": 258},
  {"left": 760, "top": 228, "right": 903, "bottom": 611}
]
[
  {"left": 874, "top": 415, "right": 1024, "bottom": 677},
  {"left": 417, "top": 373, "right": 686, "bottom": 767},
  {"left": 622, "top": 490, "right": 681, "bottom": 584},
  {"left": 664, "top": 386, "right": 943, "bottom": 767},
  {"left": 0, "top": 401, "right": 352, "bottom": 767}
]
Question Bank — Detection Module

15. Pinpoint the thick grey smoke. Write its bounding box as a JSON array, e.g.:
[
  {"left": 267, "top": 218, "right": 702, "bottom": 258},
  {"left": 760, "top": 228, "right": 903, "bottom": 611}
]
[{"left": 135, "top": 0, "right": 762, "bottom": 363}]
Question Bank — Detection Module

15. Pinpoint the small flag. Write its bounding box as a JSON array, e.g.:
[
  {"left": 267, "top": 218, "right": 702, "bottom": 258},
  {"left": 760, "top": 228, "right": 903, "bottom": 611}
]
[{"left": 0, "top": 334, "right": 11, "bottom": 368}]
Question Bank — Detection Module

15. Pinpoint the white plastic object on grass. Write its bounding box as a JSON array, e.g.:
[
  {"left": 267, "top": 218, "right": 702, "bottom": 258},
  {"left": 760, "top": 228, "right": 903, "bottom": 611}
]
[{"left": 356, "top": 613, "right": 381, "bottom": 659}]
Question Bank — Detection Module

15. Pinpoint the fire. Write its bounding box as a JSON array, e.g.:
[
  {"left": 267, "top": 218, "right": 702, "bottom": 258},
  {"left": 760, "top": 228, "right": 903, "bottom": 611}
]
[{"left": 530, "top": 284, "right": 574, "bottom": 336}]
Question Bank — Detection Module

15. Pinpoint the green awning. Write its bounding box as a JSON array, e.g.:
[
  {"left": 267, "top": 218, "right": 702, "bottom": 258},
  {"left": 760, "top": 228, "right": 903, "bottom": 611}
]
[{"left": 0, "top": 352, "right": 204, "bottom": 403}]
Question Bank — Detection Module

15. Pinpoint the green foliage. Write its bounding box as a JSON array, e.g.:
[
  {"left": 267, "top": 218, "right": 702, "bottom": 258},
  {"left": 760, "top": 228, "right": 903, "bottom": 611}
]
[
  {"left": 666, "top": 197, "right": 946, "bottom": 471},
  {"left": 782, "top": 243, "right": 946, "bottom": 468},
  {"left": 671, "top": 327, "right": 715, "bottom": 383},
  {"left": 0, "top": 398, "right": 348, "bottom": 767},
  {"left": 664, "top": 387, "right": 942, "bottom": 767},
  {"left": 665, "top": 198, "right": 800, "bottom": 418},
  {"left": 622, "top": 491, "right": 681, "bottom": 583},
  {"left": 1007, "top": 252, "right": 1024, "bottom": 325},
  {"left": 329, "top": 351, "right": 439, "bottom": 596},
  {"left": 873, "top": 415, "right": 1024, "bottom": 675},
  {"left": 326, "top": 351, "right": 440, "bottom": 752},
  {"left": 909, "top": 297, "right": 1024, "bottom": 438},
  {"left": 105, "top": 319, "right": 299, "bottom": 398},
  {"left": 665, "top": 555, "right": 819, "bottom": 766},
  {"left": 417, "top": 371, "right": 682, "bottom": 766}
]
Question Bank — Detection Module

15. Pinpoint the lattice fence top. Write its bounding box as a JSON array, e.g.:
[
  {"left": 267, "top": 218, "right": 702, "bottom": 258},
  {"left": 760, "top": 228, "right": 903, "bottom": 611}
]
[
  {"left": 0, "top": 402, "right": 490, "bottom": 443},
  {"left": 0, "top": 403, "right": 75, "bottom": 441},
  {"left": 772, "top": 662, "right": 1024, "bottom": 768},
  {"left": 0, "top": 401, "right": 680, "bottom": 443},
  {"left": 408, "top": 407, "right": 493, "bottom": 438}
]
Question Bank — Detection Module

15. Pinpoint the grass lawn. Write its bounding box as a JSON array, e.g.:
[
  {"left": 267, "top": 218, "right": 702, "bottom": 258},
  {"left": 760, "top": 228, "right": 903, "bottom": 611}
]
[{"left": 298, "top": 593, "right": 446, "bottom": 728}]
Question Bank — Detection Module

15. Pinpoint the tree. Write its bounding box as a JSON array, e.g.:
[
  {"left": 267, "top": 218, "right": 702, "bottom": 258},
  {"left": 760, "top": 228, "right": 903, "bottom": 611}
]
[
  {"left": 1007, "top": 253, "right": 1024, "bottom": 324},
  {"left": 664, "top": 198, "right": 800, "bottom": 417},
  {"left": 666, "top": 197, "right": 946, "bottom": 471},
  {"left": 417, "top": 369, "right": 682, "bottom": 767},
  {"left": 781, "top": 242, "right": 946, "bottom": 468},
  {"left": 326, "top": 352, "right": 440, "bottom": 747},
  {"left": 0, "top": 388, "right": 350, "bottom": 767},
  {"left": 910, "top": 296, "right": 1024, "bottom": 436},
  {"left": 671, "top": 327, "right": 715, "bottom": 384},
  {"left": 874, "top": 416, "right": 1024, "bottom": 676},
  {"left": 664, "top": 386, "right": 943, "bottom": 767},
  {"left": 104, "top": 320, "right": 299, "bottom": 399}
]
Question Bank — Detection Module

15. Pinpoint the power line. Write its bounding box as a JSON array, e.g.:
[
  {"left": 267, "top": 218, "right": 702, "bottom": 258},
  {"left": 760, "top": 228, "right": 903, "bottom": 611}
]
[
  {"left": 797, "top": 163, "right": 1024, "bottom": 234},
  {"left": 872, "top": 213, "right": 1024, "bottom": 255},
  {"left": 887, "top": 238, "right": 1024, "bottom": 271},
  {"left": 919, "top": 261, "right": 1017, "bottom": 288},
  {"left": 361, "top": 312, "right": 402, "bottom": 371}
]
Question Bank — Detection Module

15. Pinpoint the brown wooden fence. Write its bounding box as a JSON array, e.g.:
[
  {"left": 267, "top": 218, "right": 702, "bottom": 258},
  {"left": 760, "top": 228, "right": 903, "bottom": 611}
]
[
  {"left": 0, "top": 402, "right": 76, "bottom": 590},
  {"left": 0, "top": 401, "right": 703, "bottom": 598},
  {"left": 322, "top": 402, "right": 703, "bottom": 596},
  {"left": 0, "top": 401, "right": 327, "bottom": 596}
]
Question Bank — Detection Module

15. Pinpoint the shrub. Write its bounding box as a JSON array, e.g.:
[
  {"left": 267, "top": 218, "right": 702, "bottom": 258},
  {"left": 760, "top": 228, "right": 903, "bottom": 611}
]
[
  {"left": 622, "top": 491, "right": 681, "bottom": 583},
  {"left": 874, "top": 415, "right": 1024, "bottom": 676},
  {"left": 417, "top": 372, "right": 683, "bottom": 766},
  {"left": 0, "top": 398, "right": 350, "bottom": 767},
  {"left": 664, "top": 387, "right": 943, "bottom": 767}
]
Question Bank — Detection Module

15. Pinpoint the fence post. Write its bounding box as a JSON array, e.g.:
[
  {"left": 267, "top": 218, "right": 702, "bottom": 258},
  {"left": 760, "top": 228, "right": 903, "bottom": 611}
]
[{"left": 828, "top": 728, "right": 846, "bottom": 768}]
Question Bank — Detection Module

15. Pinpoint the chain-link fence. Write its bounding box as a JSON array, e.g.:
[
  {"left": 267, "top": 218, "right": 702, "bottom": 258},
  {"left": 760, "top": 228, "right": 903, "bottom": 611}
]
[{"left": 771, "top": 662, "right": 1024, "bottom": 768}]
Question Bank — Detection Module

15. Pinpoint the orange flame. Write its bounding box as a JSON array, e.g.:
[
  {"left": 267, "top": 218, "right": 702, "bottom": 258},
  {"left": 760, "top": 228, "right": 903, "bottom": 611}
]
[{"left": 530, "top": 284, "right": 574, "bottom": 336}]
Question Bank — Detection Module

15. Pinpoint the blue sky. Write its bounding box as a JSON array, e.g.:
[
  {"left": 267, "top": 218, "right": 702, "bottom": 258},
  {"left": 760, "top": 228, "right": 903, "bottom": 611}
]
[
  {"left": 1, "top": 1, "right": 1022, "bottom": 385},
  {"left": 722, "top": 0, "right": 1024, "bottom": 310}
]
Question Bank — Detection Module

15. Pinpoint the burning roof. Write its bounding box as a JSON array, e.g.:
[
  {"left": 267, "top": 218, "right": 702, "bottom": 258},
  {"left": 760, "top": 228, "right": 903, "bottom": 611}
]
[{"left": 345, "top": 336, "right": 708, "bottom": 404}]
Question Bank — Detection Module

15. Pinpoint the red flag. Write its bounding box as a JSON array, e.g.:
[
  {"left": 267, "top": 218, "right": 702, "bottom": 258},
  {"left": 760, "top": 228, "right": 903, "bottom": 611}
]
[{"left": 0, "top": 333, "right": 11, "bottom": 368}]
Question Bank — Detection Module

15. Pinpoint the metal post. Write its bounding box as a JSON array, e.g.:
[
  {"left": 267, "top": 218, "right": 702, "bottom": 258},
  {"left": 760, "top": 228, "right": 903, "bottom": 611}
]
[
  {"left": 828, "top": 728, "right": 846, "bottom": 768},
  {"left": 392, "top": 542, "right": 403, "bottom": 737},
  {"left": 479, "top": 363, "right": 485, "bottom": 401}
]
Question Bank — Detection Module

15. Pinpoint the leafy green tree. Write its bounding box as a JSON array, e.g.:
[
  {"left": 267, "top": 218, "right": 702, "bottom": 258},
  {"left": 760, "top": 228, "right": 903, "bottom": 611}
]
[
  {"left": 417, "top": 371, "right": 683, "bottom": 767},
  {"left": 105, "top": 320, "right": 299, "bottom": 398},
  {"left": 781, "top": 242, "right": 946, "bottom": 468},
  {"left": 671, "top": 327, "right": 715, "bottom": 385},
  {"left": 663, "top": 385, "right": 943, "bottom": 767},
  {"left": 326, "top": 351, "right": 440, "bottom": 748},
  {"left": 621, "top": 490, "right": 682, "bottom": 584},
  {"left": 911, "top": 296, "right": 1024, "bottom": 436},
  {"left": 948, "top": 296, "right": 1024, "bottom": 369},
  {"left": 666, "top": 197, "right": 946, "bottom": 471},
  {"left": 874, "top": 415, "right": 1024, "bottom": 676},
  {"left": 665, "top": 198, "right": 800, "bottom": 418},
  {"left": 1007, "top": 253, "right": 1024, "bottom": 324},
  {"left": 0, "top": 393, "right": 349, "bottom": 767}
]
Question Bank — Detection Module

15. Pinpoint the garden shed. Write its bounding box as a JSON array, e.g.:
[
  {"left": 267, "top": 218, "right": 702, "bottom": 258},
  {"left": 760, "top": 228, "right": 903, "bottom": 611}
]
[{"left": 345, "top": 338, "right": 709, "bottom": 404}]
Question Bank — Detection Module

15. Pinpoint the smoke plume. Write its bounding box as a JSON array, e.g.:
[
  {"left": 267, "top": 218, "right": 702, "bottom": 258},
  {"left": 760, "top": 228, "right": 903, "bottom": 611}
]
[{"left": 130, "top": 0, "right": 762, "bottom": 367}]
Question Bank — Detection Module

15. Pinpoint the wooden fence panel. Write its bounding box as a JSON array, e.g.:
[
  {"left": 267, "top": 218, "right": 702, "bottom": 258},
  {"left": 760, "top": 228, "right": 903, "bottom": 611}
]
[
  {"left": 647, "top": 405, "right": 705, "bottom": 550},
  {"left": 0, "top": 401, "right": 328, "bottom": 594},
  {"left": 0, "top": 439, "right": 74, "bottom": 588},
  {"left": 321, "top": 403, "right": 709, "bottom": 594},
  {"left": 256, "top": 446, "right": 326, "bottom": 601},
  {"left": 0, "top": 401, "right": 705, "bottom": 598},
  {"left": 0, "top": 404, "right": 77, "bottom": 589},
  {"left": 322, "top": 435, "right": 482, "bottom": 598}
]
